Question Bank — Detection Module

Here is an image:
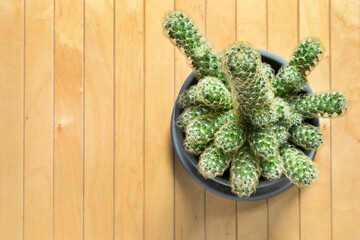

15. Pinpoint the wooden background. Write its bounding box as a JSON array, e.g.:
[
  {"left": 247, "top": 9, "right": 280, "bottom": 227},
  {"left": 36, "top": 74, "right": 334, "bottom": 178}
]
[{"left": 0, "top": 0, "right": 359, "bottom": 239}]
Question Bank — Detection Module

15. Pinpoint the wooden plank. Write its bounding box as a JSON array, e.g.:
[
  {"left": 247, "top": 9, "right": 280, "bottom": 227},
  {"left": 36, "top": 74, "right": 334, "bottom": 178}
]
[
  {"left": 206, "top": 1, "right": 236, "bottom": 239},
  {"left": 174, "top": 1, "right": 206, "bottom": 239},
  {"left": 236, "top": 1, "right": 268, "bottom": 239},
  {"left": 144, "top": 0, "right": 174, "bottom": 239},
  {"left": 84, "top": 0, "right": 114, "bottom": 239},
  {"left": 24, "top": 0, "right": 53, "bottom": 239},
  {"left": 267, "top": 0, "right": 300, "bottom": 239},
  {"left": 330, "top": 0, "right": 360, "bottom": 239},
  {"left": 206, "top": 192, "right": 236, "bottom": 240},
  {"left": 54, "top": 0, "right": 83, "bottom": 238},
  {"left": 299, "top": 1, "right": 331, "bottom": 239},
  {"left": 114, "top": 0, "right": 144, "bottom": 239},
  {"left": 236, "top": 0, "right": 267, "bottom": 49},
  {"left": 0, "top": 0, "right": 24, "bottom": 239}
]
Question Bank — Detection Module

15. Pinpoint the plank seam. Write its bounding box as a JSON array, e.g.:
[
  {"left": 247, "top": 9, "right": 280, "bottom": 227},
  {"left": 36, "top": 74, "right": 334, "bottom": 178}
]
[
  {"left": 23, "top": 0, "right": 26, "bottom": 238},
  {"left": 113, "top": 0, "right": 116, "bottom": 238},
  {"left": 52, "top": 0, "right": 56, "bottom": 238},
  {"left": 82, "top": 0, "right": 85, "bottom": 238},
  {"left": 143, "top": 0, "right": 146, "bottom": 238},
  {"left": 266, "top": 0, "right": 268, "bottom": 52},
  {"left": 52, "top": 0, "right": 55, "bottom": 238}
]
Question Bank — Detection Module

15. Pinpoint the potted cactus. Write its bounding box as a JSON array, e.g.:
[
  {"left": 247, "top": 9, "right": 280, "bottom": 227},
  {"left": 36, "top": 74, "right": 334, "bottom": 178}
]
[{"left": 164, "top": 11, "right": 349, "bottom": 198}]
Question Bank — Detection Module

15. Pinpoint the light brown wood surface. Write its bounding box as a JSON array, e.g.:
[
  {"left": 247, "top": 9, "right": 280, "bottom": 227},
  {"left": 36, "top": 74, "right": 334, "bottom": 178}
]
[{"left": 0, "top": 0, "right": 359, "bottom": 239}]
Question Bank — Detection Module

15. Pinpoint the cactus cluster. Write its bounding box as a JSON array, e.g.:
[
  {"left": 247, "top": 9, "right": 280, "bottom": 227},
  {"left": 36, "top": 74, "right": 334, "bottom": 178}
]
[{"left": 164, "top": 11, "right": 349, "bottom": 198}]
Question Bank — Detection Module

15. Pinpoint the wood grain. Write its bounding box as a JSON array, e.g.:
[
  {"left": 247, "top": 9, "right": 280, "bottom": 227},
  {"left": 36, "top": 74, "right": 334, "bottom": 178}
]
[
  {"left": 0, "top": 0, "right": 24, "bottom": 239},
  {"left": 174, "top": 1, "right": 206, "bottom": 239},
  {"left": 331, "top": 0, "right": 360, "bottom": 239},
  {"left": 268, "top": 0, "right": 300, "bottom": 239},
  {"left": 114, "top": 0, "right": 144, "bottom": 239},
  {"left": 236, "top": 1, "right": 268, "bottom": 239},
  {"left": 0, "top": 1, "right": 359, "bottom": 239},
  {"left": 299, "top": 1, "right": 331, "bottom": 239},
  {"left": 236, "top": 0, "right": 267, "bottom": 49},
  {"left": 205, "top": 0, "right": 237, "bottom": 239},
  {"left": 84, "top": 0, "right": 114, "bottom": 239},
  {"left": 24, "top": 0, "right": 53, "bottom": 239},
  {"left": 54, "top": 0, "right": 83, "bottom": 238},
  {"left": 144, "top": 0, "right": 175, "bottom": 239}
]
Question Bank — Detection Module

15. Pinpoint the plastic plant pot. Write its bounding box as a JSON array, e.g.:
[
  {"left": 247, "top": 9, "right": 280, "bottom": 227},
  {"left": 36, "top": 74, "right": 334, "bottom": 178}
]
[{"left": 171, "top": 50, "right": 319, "bottom": 201}]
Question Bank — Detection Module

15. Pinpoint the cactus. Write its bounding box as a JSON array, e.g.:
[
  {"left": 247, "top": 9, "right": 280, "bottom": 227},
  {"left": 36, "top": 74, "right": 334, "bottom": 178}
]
[
  {"left": 183, "top": 138, "right": 208, "bottom": 156},
  {"left": 230, "top": 144, "right": 261, "bottom": 198},
  {"left": 289, "top": 37, "right": 324, "bottom": 75},
  {"left": 272, "top": 37, "right": 324, "bottom": 98},
  {"left": 263, "top": 62, "right": 275, "bottom": 82},
  {"left": 222, "top": 42, "right": 278, "bottom": 126},
  {"left": 197, "top": 77, "right": 233, "bottom": 110},
  {"left": 186, "top": 110, "right": 235, "bottom": 144},
  {"left": 176, "top": 105, "right": 214, "bottom": 131},
  {"left": 248, "top": 126, "right": 284, "bottom": 180},
  {"left": 269, "top": 124, "right": 289, "bottom": 145},
  {"left": 290, "top": 123, "right": 323, "bottom": 150},
  {"left": 163, "top": 11, "right": 228, "bottom": 86},
  {"left": 214, "top": 120, "right": 246, "bottom": 153},
  {"left": 272, "top": 65, "right": 307, "bottom": 98},
  {"left": 164, "top": 11, "right": 350, "bottom": 197},
  {"left": 274, "top": 97, "right": 303, "bottom": 128},
  {"left": 177, "top": 77, "right": 232, "bottom": 110},
  {"left": 248, "top": 126, "right": 279, "bottom": 159},
  {"left": 163, "top": 11, "right": 212, "bottom": 56},
  {"left": 177, "top": 85, "right": 201, "bottom": 109},
  {"left": 198, "top": 144, "right": 231, "bottom": 178},
  {"left": 290, "top": 92, "right": 349, "bottom": 118},
  {"left": 281, "top": 144, "right": 319, "bottom": 186},
  {"left": 259, "top": 155, "right": 285, "bottom": 181}
]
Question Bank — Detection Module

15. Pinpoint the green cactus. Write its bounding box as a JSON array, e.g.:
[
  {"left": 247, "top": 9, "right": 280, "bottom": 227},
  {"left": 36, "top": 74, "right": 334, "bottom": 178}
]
[
  {"left": 197, "top": 77, "right": 232, "bottom": 110},
  {"left": 290, "top": 92, "right": 349, "bottom": 118},
  {"left": 176, "top": 105, "right": 214, "bottom": 131},
  {"left": 272, "top": 37, "right": 324, "bottom": 98},
  {"left": 281, "top": 144, "right": 319, "bottom": 186},
  {"left": 249, "top": 103, "right": 279, "bottom": 127},
  {"left": 163, "top": 11, "right": 212, "bottom": 57},
  {"left": 214, "top": 120, "right": 246, "bottom": 153},
  {"left": 290, "top": 123, "right": 323, "bottom": 150},
  {"left": 177, "top": 77, "right": 232, "bottom": 110},
  {"left": 248, "top": 126, "right": 284, "bottom": 180},
  {"left": 259, "top": 155, "right": 285, "bottom": 181},
  {"left": 177, "top": 85, "right": 201, "bottom": 109},
  {"left": 269, "top": 124, "right": 289, "bottom": 145},
  {"left": 183, "top": 138, "right": 208, "bottom": 156},
  {"left": 262, "top": 62, "right": 275, "bottom": 82},
  {"left": 164, "top": 12, "right": 350, "bottom": 196},
  {"left": 248, "top": 126, "right": 280, "bottom": 159},
  {"left": 186, "top": 110, "right": 235, "bottom": 144},
  {"left": 222, "top": 42, "right": 278, "bottom": 126},
  {"left": 198, "top": 144, "right": 231, "bottom": 178},
  {"left": 274, "top": 97, "right": 303, "bottom": 128},
  {"left": 163, "top": 11, "right": 228, "bottom": 86},
  {"left": 222, "top": 42, "right": 262, "bottom": 82},
  {"left": 230, "top": 144, "right": 261, "bottom": 198},
  {"left": 272, "top": 65, "right": 307, "bottom": 98},
  {"left": 289, "top": 37, "right": 324, "bottom": 75}
]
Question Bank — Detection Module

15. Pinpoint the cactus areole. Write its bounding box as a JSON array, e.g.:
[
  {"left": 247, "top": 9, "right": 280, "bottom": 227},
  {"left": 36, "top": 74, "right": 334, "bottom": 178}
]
[{"left": 165, "top": 11, "right": 349, "bottom": 200}]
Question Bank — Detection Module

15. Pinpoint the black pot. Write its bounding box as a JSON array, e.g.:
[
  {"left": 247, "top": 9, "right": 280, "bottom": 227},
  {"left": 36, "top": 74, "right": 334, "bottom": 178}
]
[{"left": 171, "top": 50, "right": 319, "bottom": 201}]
